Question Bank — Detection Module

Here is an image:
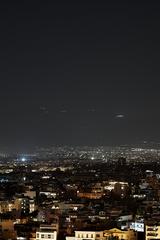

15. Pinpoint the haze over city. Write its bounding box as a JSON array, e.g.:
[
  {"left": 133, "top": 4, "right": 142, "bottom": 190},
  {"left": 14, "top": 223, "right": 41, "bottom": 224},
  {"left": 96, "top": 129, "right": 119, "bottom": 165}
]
[{"left": 0, "top": 1, "right": 160, "bottom": 152}]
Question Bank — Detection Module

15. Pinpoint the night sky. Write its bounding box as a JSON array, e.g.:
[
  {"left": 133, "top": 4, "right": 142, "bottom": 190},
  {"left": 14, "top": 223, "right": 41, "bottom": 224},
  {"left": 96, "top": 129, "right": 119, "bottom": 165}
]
[{"left": 0, "top": 1, "right": 160, "bottom": 152}]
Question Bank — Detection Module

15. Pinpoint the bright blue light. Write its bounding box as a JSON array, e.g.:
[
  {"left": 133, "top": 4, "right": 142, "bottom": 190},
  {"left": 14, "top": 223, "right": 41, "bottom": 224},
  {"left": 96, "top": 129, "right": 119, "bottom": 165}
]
[{"left": 21, "top": 157, "right": 26, "bottom": 162}]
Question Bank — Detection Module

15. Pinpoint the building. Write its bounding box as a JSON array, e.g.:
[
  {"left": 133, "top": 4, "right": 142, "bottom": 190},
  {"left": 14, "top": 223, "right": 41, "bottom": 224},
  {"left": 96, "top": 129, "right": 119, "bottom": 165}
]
[
  {"left": 104, "top": 228, "right": 137, "bottom": 240},
  {"left": 130, "top": 221, "right": 144, "bottom": 232},
  {"left": 75, "top": 231, "right": 104, "bottom": 240},
  {"left": 66, "top": 229, "right": 137, "bottom": 240},
  {"left": 145, "top": 225, "right": 160, "bottom": 240},
  {"left": 29, "top": 199, "right": 37, "bottom": 213},
  {"left": 77, "top": 191, "right": 103, "bottom": 199},
  {"left": 0, "top": 220, "right": 17, "bottom": 239},
  {"left": 66, "top": 231, "right": 104, "bottom": 240},
  {"left": 36, "top": 225, "right": 57, "bottom": 240}
]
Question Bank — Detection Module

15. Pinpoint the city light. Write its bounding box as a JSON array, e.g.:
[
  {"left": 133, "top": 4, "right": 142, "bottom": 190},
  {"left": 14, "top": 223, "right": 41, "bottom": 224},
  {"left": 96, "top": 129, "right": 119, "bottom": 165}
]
[{"left": 21, "top": 157, "right": 26, "bottom": 162}]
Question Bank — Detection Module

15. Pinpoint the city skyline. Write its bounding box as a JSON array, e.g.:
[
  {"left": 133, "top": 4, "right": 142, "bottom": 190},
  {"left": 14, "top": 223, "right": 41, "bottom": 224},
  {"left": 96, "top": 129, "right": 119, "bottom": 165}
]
[{"left": 1, "top": 1, "right": 160, "bottom": 152}]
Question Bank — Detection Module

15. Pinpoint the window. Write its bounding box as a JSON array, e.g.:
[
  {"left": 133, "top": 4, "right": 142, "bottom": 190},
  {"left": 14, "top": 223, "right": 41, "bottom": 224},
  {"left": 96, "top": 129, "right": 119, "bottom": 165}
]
[
  {"left": 48, "top": 234, "right": 51, "bottom": 238},
  {"left": 96, "top": 234, "right": 100, "bottom": 237},
  {"left": 36, "top": 233, "right": 39, "bottom": 238},
  {"left": 41, "top": 234, "right": 44, "bottom": 238}
]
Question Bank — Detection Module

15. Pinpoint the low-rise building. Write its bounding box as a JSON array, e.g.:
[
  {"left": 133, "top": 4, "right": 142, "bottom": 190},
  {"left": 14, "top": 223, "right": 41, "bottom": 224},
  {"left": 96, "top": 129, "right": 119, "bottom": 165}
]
[
  {"left": 66, "top": 229, "right": 137, "bottom": 240},
  {"left": 66, "top": 231, "right": 104, "bottom": 240},
  {"left": 104, "top": 228, "right": 137, "bottom": 240},
  {"left": 36, "top": 225, "right": 57, "bottom": 240},
  {"left": 145, "top": 225, "right": 160, "bottom": 240}
]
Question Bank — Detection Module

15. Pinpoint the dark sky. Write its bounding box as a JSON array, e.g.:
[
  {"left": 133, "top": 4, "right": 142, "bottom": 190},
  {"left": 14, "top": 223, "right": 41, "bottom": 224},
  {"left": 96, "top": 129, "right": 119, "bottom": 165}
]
[{"left": 0, "top": 1, "right": 160, "bottom": 152}]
